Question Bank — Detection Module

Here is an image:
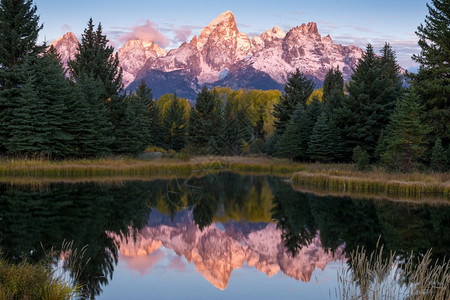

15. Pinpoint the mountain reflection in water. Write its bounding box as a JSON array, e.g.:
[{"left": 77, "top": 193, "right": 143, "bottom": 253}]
[
  {"left": 0, "top": 172, "right": 449, "bottom": 299},
  {"left": 109, "top": 210, "right": 344, "bottom": 289}
]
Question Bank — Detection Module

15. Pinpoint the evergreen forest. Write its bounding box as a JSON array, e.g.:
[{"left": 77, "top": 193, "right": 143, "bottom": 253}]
[{"left": 0, "top": 0, "right": 448, "bottom": 172}]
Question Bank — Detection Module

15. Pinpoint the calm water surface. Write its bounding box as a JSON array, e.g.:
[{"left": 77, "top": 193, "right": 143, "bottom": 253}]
[{"left": 0, "top": 172, "right": 449, "bottom": 299}]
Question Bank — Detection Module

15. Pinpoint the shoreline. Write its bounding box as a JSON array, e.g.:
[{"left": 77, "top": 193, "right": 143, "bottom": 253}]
[{"left": 0, "top": 156, "right": 448, "bottom": 200}]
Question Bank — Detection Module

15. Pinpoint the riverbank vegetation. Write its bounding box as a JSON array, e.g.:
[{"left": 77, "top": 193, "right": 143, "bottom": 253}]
[
  {"left": 337, "top": 244, "right": 450, "bottom": 300},
  {"left": 0, "top": 253, "right": 79, "bottom": 300}
]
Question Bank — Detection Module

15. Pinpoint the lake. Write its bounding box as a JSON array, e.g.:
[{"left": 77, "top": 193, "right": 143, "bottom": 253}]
[{"left": 0, "top": 172, "right": 449, "bottom": 299}]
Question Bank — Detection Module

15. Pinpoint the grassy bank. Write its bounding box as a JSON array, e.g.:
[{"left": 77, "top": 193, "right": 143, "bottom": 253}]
[
  {"left": 0, "top": 156, "right": 304, "bottom": 178},
  {"left": 291, "top": 167, "right": 449, "bottom": 199},
  {"left": 1, "top": 157, "right": 448, "bottom": 200},
  {"left": 0, "top": 257, "right": 79, "bottom": 300}
]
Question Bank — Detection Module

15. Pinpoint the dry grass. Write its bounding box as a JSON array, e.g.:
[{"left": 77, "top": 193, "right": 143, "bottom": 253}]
[
  {"left": 337, "top": 244, "right": 450, "bottom": 300},
  {"left": 0, "top": 251, "right": 80, "bottom": 300},
  {"left": 0, "top": 156, "right": 304, "bottom": 179},
  {"left": 292, "top": 165, "right": 449, "bottom": 199}
]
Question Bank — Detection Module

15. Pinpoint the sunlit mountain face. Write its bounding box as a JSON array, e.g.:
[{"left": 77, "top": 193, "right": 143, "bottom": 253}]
[{"left": 50, "top": 11, "right": 364, "bottom": 99}]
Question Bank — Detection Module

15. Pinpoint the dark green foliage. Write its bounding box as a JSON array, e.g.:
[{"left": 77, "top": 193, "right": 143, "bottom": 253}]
[
  {"left": 4, "top": 74, "right": 47, "bottom": 155},
  {"left": 431, "top": 138, "right": 448, "bottom": 172},
  {"left": 306, "top": 96, "right": 323, "bottom": 125},
  {"left": 134, "top": 80, "right": 163, "bottom": 147},
  {"left": 110, "top": 95, "right": 145, "bottom": 155},
  {"left": 187, "top": 87, "right": 224, "bottom": 154},
  {"left": 65, "top": 81, "right": 98, "bottom": 157},
  {"left": 277, "top": 104, "right": 304, "bottom": 160},
  {"left": 379, "top": 91, "right": 430, "bottom": 172},
  {"left": 263, "top": 132, "right": 281, "bottom": 156},
  {"left": 411, "top": 0, "right": 450, "bottom": 150},
  {"left": 272, "top": 69, "right": 315, "bottom": 135},
  {"left": 340, "top": 44, "right": 402, "bottom": 160},
  {"left": 31, "top": 52, "right": 72, "bottom": 157},
  {"left": 0, "top": 0, "right": 43, "bottom": 152},
  {"left": 293, "top": 103, "right": 315, "bottom": 161},
  {"left": 0, "top": 0, "right": 42, "bottom": 69},
  {"left": 353, "top": 146, "right": 370, "bottom": 171},
  {"left": 4, "top": 53, "right": 73, "bottom": 157},
  {"left": 223, "top": 101, "right": 253, "bottom": 155},
  {"left": 163, "top": 94, "right": 187, "bottom": 152},
  {"left": 68, "top": 18, "right": 123, "bottom": 101},
  {"left": 71, "top": 76, "right": 113, "bottom": 157},
  {"left": 322, "top": 67, "right": 344, "bottom": 101},
  {"left": 322, "top": 69, "right": 347, "bottom": 163},
  {"left": 308, "top": 112, "right": 332, "bottom": 162}
]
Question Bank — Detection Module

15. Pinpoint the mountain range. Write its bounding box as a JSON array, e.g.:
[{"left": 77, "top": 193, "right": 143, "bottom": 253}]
[
  {"left": 108, "top": 210, "right": 344, "bottom": 290},
  {"left": 51, "top": 11, "right": 364, "bottom": 100}
]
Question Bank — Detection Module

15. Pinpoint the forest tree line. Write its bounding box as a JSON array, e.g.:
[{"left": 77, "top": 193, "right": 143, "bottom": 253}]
[{"left": 0, "top": 0, "right": 448, "bottom": 172}]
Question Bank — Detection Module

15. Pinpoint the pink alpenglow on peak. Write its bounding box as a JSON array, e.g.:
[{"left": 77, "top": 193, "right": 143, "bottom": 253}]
[{"left": 51, "top": 11, "right": 364, "bottom": 98}]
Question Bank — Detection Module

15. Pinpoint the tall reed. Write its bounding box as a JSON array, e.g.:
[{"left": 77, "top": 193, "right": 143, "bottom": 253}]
[{"left": 336, "top": 245, "right": 450, "bottom": 300}]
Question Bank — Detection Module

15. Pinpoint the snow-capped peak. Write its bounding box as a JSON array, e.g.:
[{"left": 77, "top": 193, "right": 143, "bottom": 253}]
[
  {"left": 207, "top": 10, "right": 235, "bottom": 28},
  {"left": 197, "top": 11, "right": 238, "bottom": 51},
  {"left": 49, "top": 32, "right": 79, "bottom": 68},
  {"left": 262, "top": 26, "right": 286, "bottom": 41}
]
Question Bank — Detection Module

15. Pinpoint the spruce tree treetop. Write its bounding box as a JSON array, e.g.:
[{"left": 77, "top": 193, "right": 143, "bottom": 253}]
[
  {"left": 69, "top": 18, "right": 123, "bottom": 100},
  {"left": 323, "top": 67, "right": 344, "bottom": 100},
  {"left": 273, "top": 69, "right": 315, "bottom": 135},
  {"left": 0, "top": 0, "right": 42, "bottom": 70}
]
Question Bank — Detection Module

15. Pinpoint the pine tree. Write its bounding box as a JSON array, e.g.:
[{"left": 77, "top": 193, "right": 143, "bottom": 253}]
[
  {"left": 111, "top": 95, "right": 143, "bottom": 155},
  {"left": 340, "top": 44, "right": 401, "bottom": 160},
  {"left": 163, "top": 94, "right": 186, "bottom": 152},
  {"left": 187, "top": 87, "right": 224, "bottom": 155},
  {"left": 223, "top": 101, "right": 252, "bottom": 155},
  {"left": 379, "top": 90, "right": 430, "bottom": 172},
  {"left": 131, "top": 84, "right": 153, "bottom": 149},
  {"left": 272, "top": 69, "right": 315, "bottom": 136},
  {"left": 5, "top": 73, "right": 47, "bottom": 155},
  {"left": 66, "top": 81, "right": 98, "bottom": 157},
  {"left": 411, "top": 0, "right": 450, "bottom": 151},
  {"left": 72, "top": 76, "right": 114, "bottom": 156},
  {"left": 68, "top": 18, "right": 123, "bottom": 101},
  {"left": 0, "top": 0, "right": 43, "bottom": 69},
  {"left": 0, "top": 0, "right": 43, "bottom": 152},
  {"left": 135, "top": 80, "right": 163, "bottom": 147},
  {"left": 32, "top": 50, "right": 73, "bottom": 157},
  {"left": 276, "top": 104, "right": 304, "bottom": 160},
  {"left": 308, "top": 112, "right": 332, "bottom": 162},
  {"left": 430, "top": 138, "right": 448, "bottom": 172},
  {"left": 322, "top": 67, "right": 344, "bottom": 101}
]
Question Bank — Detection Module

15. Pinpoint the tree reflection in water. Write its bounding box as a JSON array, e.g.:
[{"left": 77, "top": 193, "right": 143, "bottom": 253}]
[{"left": 0, "top": 173, "right": 448, "bottom": 298}]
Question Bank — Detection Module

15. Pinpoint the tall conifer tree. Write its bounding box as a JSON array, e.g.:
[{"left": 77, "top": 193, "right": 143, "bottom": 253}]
[
  {"left": 340, "top": 44, "right": 401, "bottom": 160},
  {"left": 163, "top": 94, "right": 187, "bottom": 152},
  {"left": 0, "top": 0, "right": 42, "bottom": 69},
  {"left": 68, "top": 18, "right": 123, "bottom": 101},
  {"left": 272, "top": 69, "right": 315, "bottom": 136},
  {"left": 411, "top": 0, "right": 450, "bottom": 151},
  {"left": 187, "top": 87, "right": 224, "bottom": 155},
  {"left": 0, "top": 0, "right": 43, "bottom": 152},
  {"left": 379, "top": 90, "right": 430, "bottom": 172}
]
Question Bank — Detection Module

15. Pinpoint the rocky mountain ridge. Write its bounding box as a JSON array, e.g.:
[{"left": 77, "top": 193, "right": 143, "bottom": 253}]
[{"left": 50, "top": 11, "right": 364, "bottom": 99}]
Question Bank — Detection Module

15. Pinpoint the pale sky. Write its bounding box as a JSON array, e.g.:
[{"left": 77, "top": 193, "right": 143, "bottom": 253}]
[{"left": 34, "top": 0, "right": 430, "bottom": 69}]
